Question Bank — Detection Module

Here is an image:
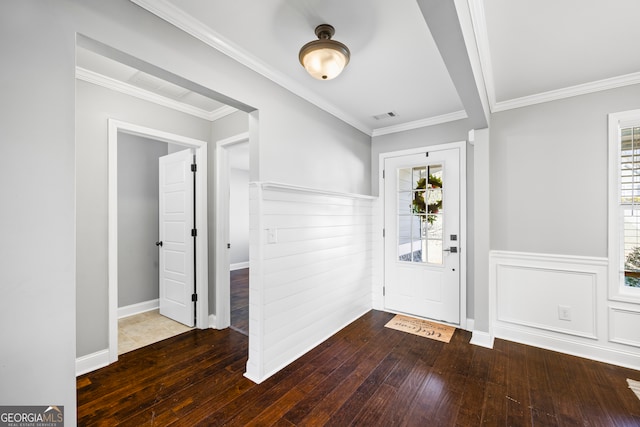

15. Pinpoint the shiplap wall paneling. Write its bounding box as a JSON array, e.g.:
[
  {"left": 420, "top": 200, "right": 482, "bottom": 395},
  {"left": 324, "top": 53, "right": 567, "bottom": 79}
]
[
  {"left": 371, "top": 198, "right": 383, "bottom": 310},
  {"left": 245, "top": 182, "right": 375, "bottom": 382},
  {"left": 246, "top": 183, "right": 265, "bottom": 382}
]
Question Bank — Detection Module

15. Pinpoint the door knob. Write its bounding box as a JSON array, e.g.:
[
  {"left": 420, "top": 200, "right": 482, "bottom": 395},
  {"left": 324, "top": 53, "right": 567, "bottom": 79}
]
[
  {"left": 155, "top": 241, "right": 163, "bottom": 247},
  {"left": 444, "top": 246, "right": 457, "bottom": 253}
]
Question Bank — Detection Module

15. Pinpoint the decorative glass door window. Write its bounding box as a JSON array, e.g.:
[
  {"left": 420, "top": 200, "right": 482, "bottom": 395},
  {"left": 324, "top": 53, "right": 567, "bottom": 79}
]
[{"left": 397, "top": 164, "right": 443, "bottom": 264}]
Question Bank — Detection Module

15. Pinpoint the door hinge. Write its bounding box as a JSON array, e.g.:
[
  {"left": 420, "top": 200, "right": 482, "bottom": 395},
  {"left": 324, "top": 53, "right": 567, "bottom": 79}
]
[
  {"left": 425, "top": 152, "right": 429, "bottom": 157},
  {"left": 383, "top": 228, "right": 385, "bottom": 238},
  {"left": 191, "top": 228, "right": 197, "bottom": 237},
  {"left": 227, "top": 243, "right": 231, "bottom": 249},
  {"left": 382, "top": 169, "right": 385, "bottom": 179},
  {"left": 191, "top": 293, "right": 198, "bottom": 302},
  {"left": 383, "top": 286, "right": 385, "bottom": 296},
  {"left": 191, "top": 163, "right": 197, "bottom": 172}
]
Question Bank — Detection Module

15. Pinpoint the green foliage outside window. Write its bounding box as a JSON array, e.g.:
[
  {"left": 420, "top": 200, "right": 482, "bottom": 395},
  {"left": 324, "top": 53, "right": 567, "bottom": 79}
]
[
  {"left": 411, "top": 174, "right": 442, "bottom": 224},
  {"left": 624, "top": 246, "right": 640, "bottom": 287}
]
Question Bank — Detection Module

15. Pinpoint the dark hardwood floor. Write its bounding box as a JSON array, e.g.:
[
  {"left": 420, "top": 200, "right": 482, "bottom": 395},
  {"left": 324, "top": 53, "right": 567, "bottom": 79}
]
[
  {"left": 77, "top": 310, "right": 640, "bottom": 426},
  {"left": 230, "top": 268, "right": 249, "bottom": 335}
]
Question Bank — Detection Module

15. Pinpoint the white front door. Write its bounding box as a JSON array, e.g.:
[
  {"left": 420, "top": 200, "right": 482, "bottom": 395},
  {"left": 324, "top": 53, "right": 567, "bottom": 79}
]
[
  {"left": 384, "top": 148, "right": 460, "bottom": 324},
  {"left": 158, "top": 149, "right": 195, "bottom": 327}
]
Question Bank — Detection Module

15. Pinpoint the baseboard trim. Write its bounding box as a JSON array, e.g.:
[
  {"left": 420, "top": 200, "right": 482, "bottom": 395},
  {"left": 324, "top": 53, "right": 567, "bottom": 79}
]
[
  {"left": 208, "top": 314, "right": 217, "bottom": 328},
  {"left": 470, "top": 330, "right": 494, "bottom": 349},
  {"left": 230, "top": 261, "right": 249, "bottom": 271},
  {"left": 495, "top": 324, "right": 640, "bottom": 371},
  {"left": 243, "top": 370, "right": 262, "bottom": 384},
  {"left": 118, "top": 299, "right": 159, "bottom": 319},
  {"left": 76, "top": 349, "right": 110, "bottom": 377},
  {"left": 466, "top": 318, "right": 474, "bottom": 332},
  {"left": 244, "top": 307, "right": 371, "bottom": 384}
]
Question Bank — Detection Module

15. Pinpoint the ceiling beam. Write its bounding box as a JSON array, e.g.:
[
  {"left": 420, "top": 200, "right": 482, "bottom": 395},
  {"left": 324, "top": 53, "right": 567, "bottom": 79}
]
[{"left": 417, "top": 0, "right": 489, "bottom": 129}]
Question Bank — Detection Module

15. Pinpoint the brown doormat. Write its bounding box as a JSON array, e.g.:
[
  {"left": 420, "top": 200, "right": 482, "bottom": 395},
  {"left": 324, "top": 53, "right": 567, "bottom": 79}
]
[{"left": 384, "top": 314, "right": 456, "bottom": 343}]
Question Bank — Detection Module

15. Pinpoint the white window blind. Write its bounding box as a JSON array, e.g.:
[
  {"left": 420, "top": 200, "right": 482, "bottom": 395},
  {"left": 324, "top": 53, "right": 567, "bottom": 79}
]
[{"left": 620, "top": 126, "right": 640, "bottom": 287}]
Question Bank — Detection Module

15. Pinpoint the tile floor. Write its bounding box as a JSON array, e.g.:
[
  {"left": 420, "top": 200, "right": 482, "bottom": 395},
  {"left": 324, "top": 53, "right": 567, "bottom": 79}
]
[{"left": 118, "top": 309, "right": 193, "bottom": 355}]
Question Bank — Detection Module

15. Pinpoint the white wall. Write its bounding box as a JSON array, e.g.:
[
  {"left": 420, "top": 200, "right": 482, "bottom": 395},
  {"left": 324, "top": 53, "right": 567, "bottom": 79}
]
[
  {"left": 0, "top": 2, "right": 77, "bottom": 419},
  {"left": 246, "top": 183, "right": 375, "bottom": 382},
  {"left": 471, "top": 129, "right": 490, "bottom": 336},
  {"left": 208, "top": 112, "right": 250, "bottom": 311},
  {"left": 489, "top": 85, "right": 640, "bottom": 257},
  {"left": 2, "top": 1, "right": 373, "bottom": 420},
  {"left": 226, "top": 139, "right": 250, "bottom": 267},
  {"left": 489, "top": 84, "right": 640, "bottom": 369},
  {"left": 258, "top": 102, "right": 370, "bottom": 194},
  {"left": 73, "top": 0, "right": 371, "bottom": 363},
  {"left": 229, "top": 167, "right": 250, "bottom": 267},
  {"left": 211, "top": 110, "right": 250, "bottom": 144},
  {"left": 117, "top": 133, "right": 168, "bottom": 308},
  {"left": 76, "top": 2, "right": 372, "bottom": 196},
  {"left": 371, "top": 120, "right": 472, "bottom": 195}
]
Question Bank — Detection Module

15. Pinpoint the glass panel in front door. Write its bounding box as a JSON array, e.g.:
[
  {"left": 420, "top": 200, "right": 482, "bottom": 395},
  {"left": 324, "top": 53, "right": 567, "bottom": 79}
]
[{"left": 397, "top": 164, "right": 443, "bottom": 264}]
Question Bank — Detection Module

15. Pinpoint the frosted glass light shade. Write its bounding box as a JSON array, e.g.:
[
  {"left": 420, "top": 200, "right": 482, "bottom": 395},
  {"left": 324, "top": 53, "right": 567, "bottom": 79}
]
[
  {"left": 299, "top": 25, "right": 350, "bottom": 80},
  {"left": 300, "top": 45, "right": 349, "bottom": 80}
]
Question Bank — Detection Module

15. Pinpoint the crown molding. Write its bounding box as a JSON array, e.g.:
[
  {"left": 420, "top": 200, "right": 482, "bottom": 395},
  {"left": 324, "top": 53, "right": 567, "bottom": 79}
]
[
  {"left": 468, "top": 0, "right": 640, "bottom": 114},
  {"left": 129, "top": 0, "right": 371, "bottom": 135},
  {"left": 492, "top": 72, "right": 640, "bottom": 113},
  {"left": 467, "top": 0, "right": 496, "bottom": 113},
  {"left": 456, "top": 0, "right": 490, "bottom": 124},
  {"left": 130, "top": 0, "right": 474, "bottom": 137},
  {"left": 76, "top": 67, "right": 236, "bottom": 121},
  {"left": 371, "top": 110, "right": 468, "bottom": 137},
  {"left": 208, "top": 105, "right": 240, "bottom": 121}
]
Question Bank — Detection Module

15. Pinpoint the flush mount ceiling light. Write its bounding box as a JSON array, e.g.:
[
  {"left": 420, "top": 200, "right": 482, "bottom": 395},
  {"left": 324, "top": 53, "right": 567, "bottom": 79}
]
[{"left": 299, "top": 24, "right": 350, "bottom": 80}]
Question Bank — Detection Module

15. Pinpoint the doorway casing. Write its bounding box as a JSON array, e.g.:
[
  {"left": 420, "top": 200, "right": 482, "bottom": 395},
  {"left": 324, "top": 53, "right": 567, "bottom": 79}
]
[
  {"left": 213, "top": 131, "right": 250, "bottom": 329},
  {"left": 107, "top": 119, "right": 209, "bottom": 363}
]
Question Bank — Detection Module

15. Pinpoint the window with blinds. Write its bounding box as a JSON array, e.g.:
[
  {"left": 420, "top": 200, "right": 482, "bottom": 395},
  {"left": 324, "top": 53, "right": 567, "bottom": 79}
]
[{"left": 620, "top": 126, "right": 640, "bottom": 288}]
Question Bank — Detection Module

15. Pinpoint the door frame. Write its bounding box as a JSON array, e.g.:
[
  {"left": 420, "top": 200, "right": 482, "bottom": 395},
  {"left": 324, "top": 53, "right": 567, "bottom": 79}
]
[
  {"left": 378, "top": 141, "right": 467, "bottom": 329},
  {"left": 213, "top": 131, "right": 250, "bottom": 329},
  {"left": 107, "top": 119, "right": 209, "bottom": 363}
]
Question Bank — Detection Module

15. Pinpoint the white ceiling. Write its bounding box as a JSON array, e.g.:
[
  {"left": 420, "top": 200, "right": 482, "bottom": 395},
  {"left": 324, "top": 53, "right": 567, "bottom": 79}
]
[
  {"left": 479, "top": 0, "right": 640, "bottom": 111},
  {"left": 119, "top": 0, "right": 640, "bottom": 135}
]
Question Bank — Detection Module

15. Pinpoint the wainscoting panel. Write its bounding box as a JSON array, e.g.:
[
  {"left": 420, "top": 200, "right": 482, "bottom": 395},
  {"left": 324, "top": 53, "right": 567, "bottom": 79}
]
[
  {"left": 491, "top": 251, "right": 640, "bottom": 370},
  {"left": 609, "top": 305, "right": 640, "bottom": 348},
  {"left": 245, "top": 182, "right": 376, "bottom": 382},
  {"left": 496, "top": 264, "right": 597, "bottom": 338}
]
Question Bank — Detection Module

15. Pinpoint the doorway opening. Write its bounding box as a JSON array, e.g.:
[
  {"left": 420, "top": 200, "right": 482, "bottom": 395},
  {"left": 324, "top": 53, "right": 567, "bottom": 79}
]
[
  {"left": 214, "top": 132, "right": 250, "bottom": 335},
  {"left": 75, "top": 36, "right": 258, "bottom": 375},
  {"left": 108, "top": 119, "right": 209, "bottom": 363},
  {"left": 117, "top": 132, "right": 196, "bottom": 354}
]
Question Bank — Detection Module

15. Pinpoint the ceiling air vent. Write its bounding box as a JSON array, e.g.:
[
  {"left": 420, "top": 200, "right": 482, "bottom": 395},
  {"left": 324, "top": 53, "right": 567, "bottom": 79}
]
[
  {"left": 373, "top": 111, "right": 398, "bottom": 120},
  {"left": 129, "top": 71, "right": 190, "bottom": 100}
]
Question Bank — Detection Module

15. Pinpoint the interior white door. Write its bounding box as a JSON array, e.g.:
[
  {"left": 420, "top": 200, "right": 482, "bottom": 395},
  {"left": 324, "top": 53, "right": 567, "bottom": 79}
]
[
  {"left": 158, "top": 149, "right": 195, "bottom": 327},
  {"left": 384, "top": 148, "right": 460, "bottom": 324}
]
